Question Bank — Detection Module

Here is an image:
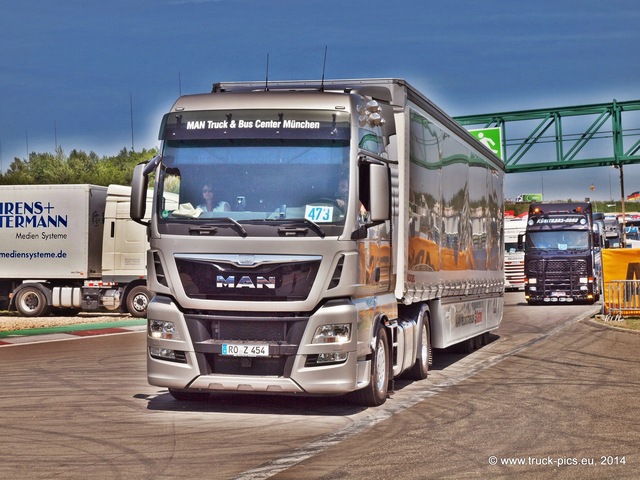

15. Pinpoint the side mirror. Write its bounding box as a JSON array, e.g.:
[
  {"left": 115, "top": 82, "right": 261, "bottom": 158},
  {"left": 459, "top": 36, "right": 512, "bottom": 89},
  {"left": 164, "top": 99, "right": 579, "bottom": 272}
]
[
  {"left": 593, "top": 232, "right": 602, "bottom": 248},
  {"left": 368, "top": 163, "right": 390, "bottom": 222},
  {"left": 130, "top": 162, "right": 149, "bottom": 225}
]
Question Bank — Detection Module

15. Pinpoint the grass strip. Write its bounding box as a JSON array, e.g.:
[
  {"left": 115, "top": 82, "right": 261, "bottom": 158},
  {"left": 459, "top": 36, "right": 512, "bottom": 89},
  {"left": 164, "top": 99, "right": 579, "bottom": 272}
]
[{"left": 0, "top": 318, "right": 146, "bottom": 338}]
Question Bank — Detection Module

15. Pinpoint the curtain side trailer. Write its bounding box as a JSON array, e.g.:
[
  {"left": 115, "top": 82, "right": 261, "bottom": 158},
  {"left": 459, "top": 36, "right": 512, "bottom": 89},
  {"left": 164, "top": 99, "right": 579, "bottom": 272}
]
[{"left": 131, "top": 78, "right": 505, "bottom": 406}]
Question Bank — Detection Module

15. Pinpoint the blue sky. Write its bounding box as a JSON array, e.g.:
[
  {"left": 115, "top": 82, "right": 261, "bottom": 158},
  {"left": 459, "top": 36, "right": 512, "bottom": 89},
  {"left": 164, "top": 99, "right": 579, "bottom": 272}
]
[{"left": 1, "top": 0, "right": 639, "bottom": 201}]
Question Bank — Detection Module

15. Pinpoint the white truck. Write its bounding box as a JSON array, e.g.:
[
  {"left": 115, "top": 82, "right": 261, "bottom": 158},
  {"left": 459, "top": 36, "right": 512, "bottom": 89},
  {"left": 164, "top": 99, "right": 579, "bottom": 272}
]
[
  {"left": 130, "top": 78, "right": 505, "bottom": 406},
  {"left": 504, "top": 216, "right": 527, "bottom": 290},
  {"left": 0, "top": 184, "right": 151, "bottom": 317}
]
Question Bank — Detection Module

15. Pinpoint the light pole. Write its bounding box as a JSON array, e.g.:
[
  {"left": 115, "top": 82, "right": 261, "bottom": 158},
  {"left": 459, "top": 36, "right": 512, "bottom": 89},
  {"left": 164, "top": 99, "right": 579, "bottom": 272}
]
[{"left": 618, "top": 164, "right": 626, "bottom": 247}]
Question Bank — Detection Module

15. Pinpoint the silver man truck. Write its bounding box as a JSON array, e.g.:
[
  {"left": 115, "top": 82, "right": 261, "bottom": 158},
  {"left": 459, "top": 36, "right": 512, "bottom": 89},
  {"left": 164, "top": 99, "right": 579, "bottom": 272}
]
[
  {"left": 0, "top": 184, "right": 151, "bottom": 317},
  {"left": 130, "top": 78, "right": 505, "bottom": 406}
]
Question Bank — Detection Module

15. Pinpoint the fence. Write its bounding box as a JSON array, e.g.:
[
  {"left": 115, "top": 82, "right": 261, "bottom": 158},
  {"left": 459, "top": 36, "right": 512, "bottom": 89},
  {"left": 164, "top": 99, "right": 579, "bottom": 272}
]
[{"left": 604, "top": 280, "right": 640, "bottom": 321}]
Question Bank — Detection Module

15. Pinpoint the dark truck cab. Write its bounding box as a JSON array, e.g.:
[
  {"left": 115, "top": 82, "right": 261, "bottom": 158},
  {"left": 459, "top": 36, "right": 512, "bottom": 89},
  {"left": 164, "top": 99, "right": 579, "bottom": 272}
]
[{"left": 522, "top": 202, "right": 601, "bottom": 304}]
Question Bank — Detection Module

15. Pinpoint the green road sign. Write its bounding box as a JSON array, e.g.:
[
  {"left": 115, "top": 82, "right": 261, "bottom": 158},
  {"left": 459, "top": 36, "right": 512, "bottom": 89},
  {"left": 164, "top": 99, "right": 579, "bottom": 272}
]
[{"left": 469, "top": 127, "right": 503, "bottom": 159}]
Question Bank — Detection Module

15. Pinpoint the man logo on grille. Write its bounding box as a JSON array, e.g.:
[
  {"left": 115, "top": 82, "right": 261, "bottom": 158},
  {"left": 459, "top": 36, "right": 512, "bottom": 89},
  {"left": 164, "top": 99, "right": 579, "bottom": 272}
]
[{"left": 216, "top": 275, "right": 276, "bottom": 289}]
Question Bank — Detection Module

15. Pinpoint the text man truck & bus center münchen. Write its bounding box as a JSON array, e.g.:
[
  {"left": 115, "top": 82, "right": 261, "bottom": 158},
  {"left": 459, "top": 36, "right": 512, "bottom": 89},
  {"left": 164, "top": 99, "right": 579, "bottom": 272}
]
[{"left": 130, "top": 78, "right": 505, "bottom": 406}]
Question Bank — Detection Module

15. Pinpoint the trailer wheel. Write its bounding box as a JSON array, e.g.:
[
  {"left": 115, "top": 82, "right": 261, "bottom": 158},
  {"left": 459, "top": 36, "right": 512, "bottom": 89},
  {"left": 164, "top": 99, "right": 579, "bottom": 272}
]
[
  {"left": 407, "top": 320, "right": 431, "bottom": 380},
  {"left": 462, "top": 336, "right": 476, "bottom": 354},
  {"left": 126, "top": 285, "right": 151, "bottom": 318},
  {"left": 15, "top": 286, "right": 51, "bottom": 317},
  {"left": 353, "top": 328, "right": 389, "bottom": 407}
]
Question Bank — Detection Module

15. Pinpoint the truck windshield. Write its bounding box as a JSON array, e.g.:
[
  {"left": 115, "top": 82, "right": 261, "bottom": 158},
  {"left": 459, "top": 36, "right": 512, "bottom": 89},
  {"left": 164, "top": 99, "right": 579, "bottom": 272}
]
[
  {"left": 526, "top": 231, "right": 590, "bottom": 251},
  {"left": 155, "top": 109, "right": 351, "bottom": 228},
  {"left": 158, "top": 138, "right": 350, "bottom": 225},
  {"left": 626, "top": 224, "right": 640, "bottom": 241},
  {"left": 505, "top": 242, "right": 522, "bottom": 253}
]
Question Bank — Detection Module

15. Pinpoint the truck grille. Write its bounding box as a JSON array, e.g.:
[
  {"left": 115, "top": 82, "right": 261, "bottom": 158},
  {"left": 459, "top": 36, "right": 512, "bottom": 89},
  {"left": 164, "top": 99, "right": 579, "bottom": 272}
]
[
  {"left": 175, "top": 257, "right": 320, "bottom": 301},
  {"left": 528, "top": 259, "right": 588, "bottom": 275},
  {"left": 526, "top": 258, "right": 589, "bottom": 295},
  {"left": 184, "top": 313, "right": 308, "bottom": 376},
  {"left": 504, "top": 256, "right": 525, "bottom": 288}
]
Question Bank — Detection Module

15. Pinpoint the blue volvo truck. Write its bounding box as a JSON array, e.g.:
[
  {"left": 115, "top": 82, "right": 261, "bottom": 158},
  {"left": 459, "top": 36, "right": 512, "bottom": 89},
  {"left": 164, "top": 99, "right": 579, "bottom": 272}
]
[{"left": 523, "top": 202, "right": 601, "bottom": 304}]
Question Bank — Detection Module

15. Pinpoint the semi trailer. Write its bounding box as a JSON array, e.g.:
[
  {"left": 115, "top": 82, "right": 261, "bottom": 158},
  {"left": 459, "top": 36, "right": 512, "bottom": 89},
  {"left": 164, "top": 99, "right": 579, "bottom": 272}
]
[
  {"left": 0, "top": 184, "right": 151, "bottom": 317},
  {"left": 131, "top": 78, "right": 505, "bottom": 406}
]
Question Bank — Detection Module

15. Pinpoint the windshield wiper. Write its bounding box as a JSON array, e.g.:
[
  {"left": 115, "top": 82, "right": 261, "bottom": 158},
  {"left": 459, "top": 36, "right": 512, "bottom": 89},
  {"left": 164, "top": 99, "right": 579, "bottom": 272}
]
[
  {"left": 266, "top": 218, "right": 326, "bottom": 238},
  {"left": 190, "top": 218, "right": 248, "bottom": 238},
  {"left": 297, "top": 218, "right": 326, "bottom": 238}
]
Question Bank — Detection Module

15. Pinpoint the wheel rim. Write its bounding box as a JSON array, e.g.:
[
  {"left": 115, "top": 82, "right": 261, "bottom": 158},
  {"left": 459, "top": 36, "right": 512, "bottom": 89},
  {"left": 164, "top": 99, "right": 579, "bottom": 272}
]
[
  {"left": 132, "top": 293, "right": 148, "bottom": 312},
  {"left": 420, "top": 326, "right": 429, "bottom": 368},
  {"left": 374, "top": 338, "right": 387, "bottom": 392},
  {"left": 20, "top": 292, "right": 39, "bottom": 312}
]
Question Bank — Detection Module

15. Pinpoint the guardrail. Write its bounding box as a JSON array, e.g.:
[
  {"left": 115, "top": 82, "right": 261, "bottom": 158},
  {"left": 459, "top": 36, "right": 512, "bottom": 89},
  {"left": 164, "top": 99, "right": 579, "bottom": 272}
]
[{"left": 604, "top": 280, "right": 640, "bottom": 321}]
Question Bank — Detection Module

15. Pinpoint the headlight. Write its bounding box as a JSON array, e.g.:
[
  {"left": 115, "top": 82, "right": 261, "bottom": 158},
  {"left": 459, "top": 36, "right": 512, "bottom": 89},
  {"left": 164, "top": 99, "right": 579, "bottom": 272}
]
[
  {"left": 312, "top": 323, "right": 351, "bottom": 344},
  {"left": 317, "top": 352, "right": 348, "bottom": 363},
  {"left": 149, "top": 346, "right": 177, "bottom": 360},
  {"left": 579, "top": 277, "right": 588, "bottom": 284},
  {"left": 528, "top": 278, "right": 537, "bottom": 284},
  {"left": 149, "top": 320, "right": 179, "bottom": 339}
]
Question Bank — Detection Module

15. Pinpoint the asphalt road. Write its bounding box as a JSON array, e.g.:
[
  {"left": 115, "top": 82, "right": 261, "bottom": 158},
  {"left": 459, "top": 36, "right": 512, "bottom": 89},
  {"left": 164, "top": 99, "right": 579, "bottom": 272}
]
[{"left": 1, "top": 293, "right": 637, "bottom": 479}]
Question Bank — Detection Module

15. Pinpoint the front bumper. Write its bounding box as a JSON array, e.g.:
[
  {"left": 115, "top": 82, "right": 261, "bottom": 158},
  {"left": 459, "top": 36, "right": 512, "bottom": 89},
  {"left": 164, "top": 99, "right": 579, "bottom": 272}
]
[{"left": 146, "top": 296, "right": 369, "bottom": 395}]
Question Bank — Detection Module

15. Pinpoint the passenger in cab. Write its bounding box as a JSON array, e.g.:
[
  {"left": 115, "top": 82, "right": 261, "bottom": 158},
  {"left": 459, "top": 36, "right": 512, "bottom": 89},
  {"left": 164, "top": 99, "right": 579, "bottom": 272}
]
[{"left": 198, "top": 184, "right": 230, "bottom": 212}]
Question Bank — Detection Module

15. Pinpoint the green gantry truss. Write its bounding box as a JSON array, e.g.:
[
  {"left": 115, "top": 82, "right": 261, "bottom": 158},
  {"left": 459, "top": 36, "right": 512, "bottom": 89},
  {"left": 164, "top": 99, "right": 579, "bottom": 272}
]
[{"left": 454, "top": 99, "right": 640, "bottom": 174}]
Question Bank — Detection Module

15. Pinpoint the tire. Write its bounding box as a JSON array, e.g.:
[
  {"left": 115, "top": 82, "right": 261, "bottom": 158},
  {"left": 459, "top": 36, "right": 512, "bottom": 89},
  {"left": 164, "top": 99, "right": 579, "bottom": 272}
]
[
  {"left": 407, "top": 320, "right": 430, "bottom": 380},
  {"left": 15, "top": 285, "right": 51, "bottom": 317},
  {"left": 125, "top": 285, "right": 151, "bottom": 318},
  {"left": 353, "top": 328, "right": 389, "bottom": 407},
  {"left": 462, "top": 336, "right": 476, "bottom": 354},
  {"left": 168, "top": 388, "right": 210, "bottom": 402}
]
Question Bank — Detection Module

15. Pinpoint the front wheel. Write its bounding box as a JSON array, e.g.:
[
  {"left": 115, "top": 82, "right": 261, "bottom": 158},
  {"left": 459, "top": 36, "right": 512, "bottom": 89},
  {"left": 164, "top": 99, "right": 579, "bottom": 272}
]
[
  {"left": 15, "top": 285, "right": 51, "bottom": 317},
  {"left": 125, "top": 285, "right": 151, "bottom": 318},
  {"left": 353, "top": 328, "right": 389, "bottom": 407}
]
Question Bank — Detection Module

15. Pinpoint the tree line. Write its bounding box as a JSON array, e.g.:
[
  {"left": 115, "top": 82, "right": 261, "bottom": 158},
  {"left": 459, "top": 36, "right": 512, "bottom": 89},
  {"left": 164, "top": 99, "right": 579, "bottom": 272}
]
[{"left": 0, "top": 147, "right": 158, "bottom": 186}]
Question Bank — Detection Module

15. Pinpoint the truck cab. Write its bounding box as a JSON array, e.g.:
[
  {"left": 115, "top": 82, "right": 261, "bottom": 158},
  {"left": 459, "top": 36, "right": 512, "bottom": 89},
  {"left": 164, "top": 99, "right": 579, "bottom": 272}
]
[{"left": 524, "top": 202, "right": 601, "bottom": 304}]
